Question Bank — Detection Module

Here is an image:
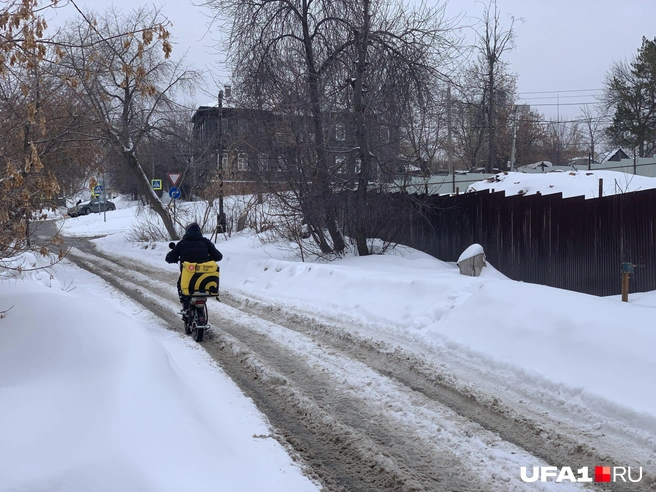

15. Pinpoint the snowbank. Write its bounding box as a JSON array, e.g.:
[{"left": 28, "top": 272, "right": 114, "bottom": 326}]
[{"left": 0, "top": 269, "right": 317, "bottom": 492}]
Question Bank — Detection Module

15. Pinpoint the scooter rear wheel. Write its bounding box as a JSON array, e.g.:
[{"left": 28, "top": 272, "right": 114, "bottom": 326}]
[{"left": 193, "top": 327, "right": 204, "bottom": 342}]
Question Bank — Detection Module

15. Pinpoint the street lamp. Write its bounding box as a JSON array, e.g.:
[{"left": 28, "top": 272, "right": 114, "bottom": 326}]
[{"left": 215, "top": 85, "right": 232, "bottom": 237}]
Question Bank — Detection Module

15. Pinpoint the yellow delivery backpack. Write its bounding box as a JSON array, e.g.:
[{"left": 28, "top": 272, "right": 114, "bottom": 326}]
[{"left": 180, "top": 261, "right": 220, "bottom": 296}]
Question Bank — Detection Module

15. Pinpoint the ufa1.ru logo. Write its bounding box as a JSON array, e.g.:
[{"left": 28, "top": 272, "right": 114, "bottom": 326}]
[{"left": 520, "top": 466, "right": 643, "bottom": 483}]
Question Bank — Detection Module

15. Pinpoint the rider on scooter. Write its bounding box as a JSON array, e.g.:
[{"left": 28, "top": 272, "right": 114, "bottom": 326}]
[{"left": 165, "top": 222, "right": 223, "bottom": 316}]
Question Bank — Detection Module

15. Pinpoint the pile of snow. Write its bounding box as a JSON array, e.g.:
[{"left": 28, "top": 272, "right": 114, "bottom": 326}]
[
  {"left": 0, "top": 254, "right": 318, "bottom": 492},
  {"left": 467, "top": 170, "right": 656, "bottom": 198}
]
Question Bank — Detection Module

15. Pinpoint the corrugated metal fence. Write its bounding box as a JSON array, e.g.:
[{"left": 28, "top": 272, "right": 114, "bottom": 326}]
[{"left": 339, "top": 189, "right": 656, "bottom": 296}]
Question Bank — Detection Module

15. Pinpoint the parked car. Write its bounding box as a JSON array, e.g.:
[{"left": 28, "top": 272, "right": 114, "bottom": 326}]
[{"left": 67, "top": 198, "right": 116, "bottom": 217}]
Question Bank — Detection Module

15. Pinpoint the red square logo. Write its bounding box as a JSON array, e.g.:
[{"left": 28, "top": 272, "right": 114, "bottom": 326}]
[{"left": 595, "top": 466, "right": 611, "bottom": 482}]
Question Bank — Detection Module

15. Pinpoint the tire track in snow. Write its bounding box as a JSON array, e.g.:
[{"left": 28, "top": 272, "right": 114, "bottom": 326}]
[
  {"left": 61, "top": 240, "right": 653, "bottom": 492},
  {"left": 66, "top": 244, "right": 499, "bottom": 490}
]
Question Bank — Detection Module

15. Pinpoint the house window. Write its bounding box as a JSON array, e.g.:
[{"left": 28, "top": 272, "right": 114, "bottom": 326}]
[
  {"left": 335, "top": 155, "right": 346, "bottom": 173},
  {"left": 258, "top": 154, "right": 269, "bottom": 171},
  {"left": 238, "top": 153, "right": 248, "bottom": 171},
  {"left": 219, "top": 151, "right": 229, "bottom": 168},
  {"left": 277, "top": 155, "right": 287, "bottom": 172},
  {"left": 237, "top": 119, "right": 248, "bottom": 136},
  {"left": 335, "top": 122, "right": 346, "bottom": 141}
]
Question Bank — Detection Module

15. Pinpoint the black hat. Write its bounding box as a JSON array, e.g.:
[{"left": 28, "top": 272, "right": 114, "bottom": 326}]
[{"left": 186, "top": 222, "right": 201, "bottom": 234}]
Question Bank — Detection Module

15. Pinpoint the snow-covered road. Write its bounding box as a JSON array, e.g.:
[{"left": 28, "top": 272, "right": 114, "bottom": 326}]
[{"left": 61, "top": 234, "right": 655, "bottom": 492}]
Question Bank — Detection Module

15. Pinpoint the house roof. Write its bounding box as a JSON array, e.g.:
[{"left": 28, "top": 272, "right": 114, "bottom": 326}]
[
  {"left": 517, "top": 160, "right": 553, "bottom": 171},
  {"left": 600, "top": 148, "right": 630, "bottom": 163}
]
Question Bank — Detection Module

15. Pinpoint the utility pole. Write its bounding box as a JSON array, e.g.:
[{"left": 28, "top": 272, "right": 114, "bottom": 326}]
[
  {"left": 447, "top": 85, "right": 454, "bottom": 193},
  {"left": 217, "top": 90, "right": 225, "bottom": 234},
  {"left": 633, "top": 148, "right": 637, "bottom": 175},
  {"left": 509, "top": 105, "right": 518, "bottom": 171},
  {"left": 102, "top": 172, "right": 107, "bottom": 223}
]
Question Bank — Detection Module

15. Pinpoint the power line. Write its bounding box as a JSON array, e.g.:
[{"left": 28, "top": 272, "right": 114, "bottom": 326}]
[
  {"left": 520, "top": 94, "right": 600, "bottom": 101},
  {"left": 515, "top": 117, "right": 613, "bottom": 125},
  {"left": 517, "top": 88, "right": 603, "bottom": 95},
  {"left": 520, "top": 102, "right": 603, "bottom": 107}
]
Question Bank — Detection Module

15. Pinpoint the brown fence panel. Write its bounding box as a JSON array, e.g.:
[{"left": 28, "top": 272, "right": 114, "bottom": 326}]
[{"left": 339, "top": 187, "right": 656, "bottom": 296}]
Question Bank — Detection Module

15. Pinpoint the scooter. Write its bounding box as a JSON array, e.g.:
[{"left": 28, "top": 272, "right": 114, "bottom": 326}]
[{"left": 169, "top": 242, "right": 217, "bottom": 343}]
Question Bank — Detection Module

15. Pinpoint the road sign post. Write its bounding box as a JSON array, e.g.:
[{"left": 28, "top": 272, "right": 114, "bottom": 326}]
[
  {"left": 168, "top": 186, "right": 181, "bottom": 223},
  {"left": 102, "top": 178, "right": 107, "bottom": 223},
  {"left": 93, "top": 184, "right": 107, "bottom": 222}
]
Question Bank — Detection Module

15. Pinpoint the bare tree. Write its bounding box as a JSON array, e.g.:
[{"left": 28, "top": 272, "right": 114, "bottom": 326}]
[
  {"left": 475, "top": 0, "right": 516, "bottom": 173},
  {"left": 202, "top": 0, "right": 458, "bottom": 255},
  {"left": 0, "top": 0, "right": 108, "bottom": 258},
  {"left": 0, "top": 1, "right": 63, "bottom": 257},
  {"left": 341, "top": 0, "right": 457, "bottom": 255},
  {"left": 541, "top": 119, "right": 583, "bottom": 167},
  {"left": 450, "top": 59, "right": 518, "bottom": 171},
  {"left": 202, "top": 0, "right": 349, "bottom": 254},
  {"left": 580, "top": 104, "right": 606, "bottom": 164},
  {"left": 0, "top": 0, "right": 188, "bottom": 261},
  {"left": 60, "top": 5, "right": 196, "bottom": 240},
  {"left": 513, "top": 108, "right": 547, "bottom": 166}
]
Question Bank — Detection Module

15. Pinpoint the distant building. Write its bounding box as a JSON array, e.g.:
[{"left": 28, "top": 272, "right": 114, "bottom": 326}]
[
  {"left": 190, "top": 104, "right": 402, "bottom": 194},
  {"left": 517, "top": 161, "right": 554, "bottom": 173},
  {"left": 568, "top": 156, "right": 601, "bottom": 168},
  {"left": 600, "top": 148, "right": 630, "bottom": 163}
]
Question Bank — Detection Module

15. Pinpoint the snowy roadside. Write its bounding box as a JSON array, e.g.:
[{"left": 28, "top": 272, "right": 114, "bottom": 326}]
[
  {"left": 0, "top": 252, "right": 319, "bottom": 492},
  {"left": 74, "top": 204, "right": 656, "bottom": 423},
  {"left": 59, "top": 198, "right": 656, "bottom": 476}
]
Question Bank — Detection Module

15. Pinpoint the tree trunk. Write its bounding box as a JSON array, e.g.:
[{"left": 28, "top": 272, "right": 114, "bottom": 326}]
[
  {"left": 123, "top": 148, "right": 179, "bottom": 240},
  {"left": 299, "top": 185, "right": 333, "bottom": 254},
  {"left": 487, "top": 61, "right": 495, "bottom": 174},
  {"left": 353, "top": 1, "right": 372, "bottom": 256},
  {"left": 302, "top": 19, "right": 346, "bottom": 254}
]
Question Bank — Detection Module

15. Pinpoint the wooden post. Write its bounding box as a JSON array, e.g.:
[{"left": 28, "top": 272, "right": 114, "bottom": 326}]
[
  {"left": 621, "top": 272, "right": 630, "bottom": 302},
  {"left": 621, "top": 262, "right": 633, "bottom": 302},
  {"left": 598, "top": 178, "right": 603, "bottom": 198}
]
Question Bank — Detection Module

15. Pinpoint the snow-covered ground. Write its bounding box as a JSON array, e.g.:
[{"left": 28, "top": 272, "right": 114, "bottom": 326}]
[
  {"left": 467, "top": 169, "right": 656, "bottom": 198},
  {"left": 0, "top": 251, "right": 319, "bottom": 492},
  {"left": 2, "top": 169, "right": 656, "bottom": 490}
]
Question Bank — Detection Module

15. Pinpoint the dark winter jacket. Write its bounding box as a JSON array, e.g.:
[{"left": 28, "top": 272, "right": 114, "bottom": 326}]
[{"left": 165, "top": 223, "right": 223, "bottom": 267}]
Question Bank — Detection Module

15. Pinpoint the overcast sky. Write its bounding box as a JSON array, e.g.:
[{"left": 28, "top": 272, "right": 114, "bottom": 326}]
[
  {"left": 58, "top": 0, "right": 656, "bottom": 120},
  {"left": 458, "top": 0, "right": 656, "bottom": 121}
]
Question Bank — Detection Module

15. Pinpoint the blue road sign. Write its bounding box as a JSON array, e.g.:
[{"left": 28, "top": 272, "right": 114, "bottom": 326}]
[
  {"left": 151, "top": 179, "right": 162, "bottom": 190},
  {"left": 168, "top": 186, "right": 181, "bottom": 199},
  {"left": 94, "top": 185, "right": 103, "bottom": 194}
]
